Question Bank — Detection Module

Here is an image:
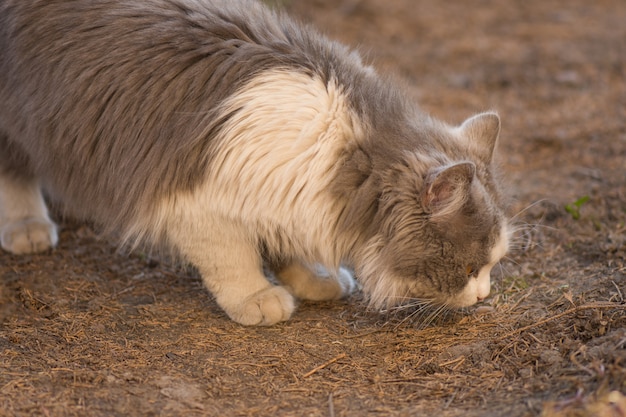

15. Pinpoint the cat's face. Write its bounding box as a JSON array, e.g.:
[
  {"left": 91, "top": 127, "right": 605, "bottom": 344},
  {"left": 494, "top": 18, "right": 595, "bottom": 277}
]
[
  {"left": 362, "top": 181, "right": 510, "bottom": 308},
  {"left": 346, "top": 112, "right": 509, "bottom": 309}
]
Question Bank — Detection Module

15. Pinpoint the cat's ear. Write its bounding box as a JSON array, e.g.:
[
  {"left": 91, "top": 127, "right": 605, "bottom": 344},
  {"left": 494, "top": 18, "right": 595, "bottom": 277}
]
[
  {"left": 459, "top": 112, "right": 500, "bottom": 164},
  {"left": 423, "top": 162, "right": 475, "bottom": 219}
]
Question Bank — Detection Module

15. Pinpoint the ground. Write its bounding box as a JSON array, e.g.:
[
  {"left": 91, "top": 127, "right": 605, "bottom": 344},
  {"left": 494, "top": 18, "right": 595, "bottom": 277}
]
[{"left": 1, "top": 0, "right": 625, "bottom": 416}]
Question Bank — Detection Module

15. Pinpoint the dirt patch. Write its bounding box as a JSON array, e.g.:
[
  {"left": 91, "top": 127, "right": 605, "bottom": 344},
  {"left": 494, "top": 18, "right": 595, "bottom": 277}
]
[{"left": 1, "top": 0, "right": 625, "bottom": 416}]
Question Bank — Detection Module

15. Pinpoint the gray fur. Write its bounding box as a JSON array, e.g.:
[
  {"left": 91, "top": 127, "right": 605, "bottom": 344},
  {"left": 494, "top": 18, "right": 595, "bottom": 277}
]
[
  {"left": 0, "top": 0, "right": 357, "bottom": 228},
  {"left": 0, "top": 0, "right": 509, "bottom": 323}
]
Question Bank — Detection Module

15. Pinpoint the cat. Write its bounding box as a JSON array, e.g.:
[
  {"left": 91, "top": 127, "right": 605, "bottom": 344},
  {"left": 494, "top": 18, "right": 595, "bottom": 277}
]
[{"left": 0, "top": 0, "right": 510, "bottom": 325}]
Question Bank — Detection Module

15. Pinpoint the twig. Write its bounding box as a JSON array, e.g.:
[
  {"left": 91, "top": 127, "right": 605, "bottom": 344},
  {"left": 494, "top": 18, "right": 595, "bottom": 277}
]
[
  {"left": 438, "top": 356, "right": 465, "bottom": 368},
  {"left": 303, "top": 353, "right": 346, "bottom": 378},
  {"left": 570, "top": 348, "right": 595, "bottom": 377},
  {"left": 505, "top": 288, "right": 535, "bottom": 313},
  {"left": 494, "top": 302, "right": 625, "bottom": 341},
  {"left": 611, "top": 280, "right": 624, "bottom": 302},
  {"left": 443, "top": 390, "right": 457, "bottom": 409},
  {"left": 343, "top": 329, "right": 386, "bottom": 339}
]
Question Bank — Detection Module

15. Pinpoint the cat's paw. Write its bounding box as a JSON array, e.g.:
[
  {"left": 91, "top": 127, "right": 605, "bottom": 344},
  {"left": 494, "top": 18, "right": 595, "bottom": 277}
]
[
  {"left": 278, "top": 264, "right": 357, "bottom": 301},
  {"left": 225, "top": 286, "right": 295, "bottom": 326},
  {"left": 336, "top": 267, "right": 358, "bottom": 296},
  {"left": 0, "top": 217, "right": 58, "bottom": 255}
]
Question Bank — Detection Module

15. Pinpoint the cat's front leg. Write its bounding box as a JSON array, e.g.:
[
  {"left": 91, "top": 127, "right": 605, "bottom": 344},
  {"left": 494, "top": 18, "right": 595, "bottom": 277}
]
[
  {"left": 0, "top": 174, "right": 58, "bottom": 255},
  {"left": 276, "top": 262, "right": 357, "bottom": 301},
  {"left": 170, "top": 217, "right": 295, "bottom": 326}
]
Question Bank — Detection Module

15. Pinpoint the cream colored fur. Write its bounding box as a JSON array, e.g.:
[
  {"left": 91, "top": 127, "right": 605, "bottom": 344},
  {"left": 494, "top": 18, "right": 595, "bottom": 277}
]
[
  {"left": 0, "top": 174, "right": 58, "bottom": 254},
  {"left": 448, "top": 223, "right": 510, "bottom": 308},
  {"left": 277, "top": 263, "right": 357, "bottom": 301},
  {"left": 140, "top": 70, "right": 360, "bottom": 325}
]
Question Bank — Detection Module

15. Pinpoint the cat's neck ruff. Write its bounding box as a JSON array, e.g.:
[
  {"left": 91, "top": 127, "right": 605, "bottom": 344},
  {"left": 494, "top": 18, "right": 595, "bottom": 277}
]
[{"left": 139, "top": 69, "right": 363, "bottom": 268}]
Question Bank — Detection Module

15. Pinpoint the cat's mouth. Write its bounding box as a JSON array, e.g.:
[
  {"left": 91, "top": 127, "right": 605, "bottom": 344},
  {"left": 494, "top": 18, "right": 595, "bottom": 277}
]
[
  {"left": 447, "top": 223, "right": 510, "bottom": 308},
  {"left": 446, "top": 265, "right": 493, "bottom": 308}
]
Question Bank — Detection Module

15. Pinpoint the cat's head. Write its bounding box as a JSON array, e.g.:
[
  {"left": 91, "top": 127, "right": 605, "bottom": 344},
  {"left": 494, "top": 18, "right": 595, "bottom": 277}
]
[{"left": 339, "top": 112, "right": 510, "bottom": 310}]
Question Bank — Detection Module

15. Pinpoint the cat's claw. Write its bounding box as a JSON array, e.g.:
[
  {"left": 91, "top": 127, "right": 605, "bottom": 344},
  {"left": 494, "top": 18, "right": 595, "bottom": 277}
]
[
  {"left": 226, "top": 286, "right": 295, "bottom": 326},
  {"left": 0, "top": 218, "right": 58, "bottom": 255}
]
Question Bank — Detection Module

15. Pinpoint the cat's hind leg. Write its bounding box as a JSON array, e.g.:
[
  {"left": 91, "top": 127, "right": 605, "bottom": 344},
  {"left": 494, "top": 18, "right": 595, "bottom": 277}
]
[
  {"left": 0, "top": 174, "right": 58, "bottom": 255},
  {"left": 276, "top": 262, "right": 357, "bottom": 301}
]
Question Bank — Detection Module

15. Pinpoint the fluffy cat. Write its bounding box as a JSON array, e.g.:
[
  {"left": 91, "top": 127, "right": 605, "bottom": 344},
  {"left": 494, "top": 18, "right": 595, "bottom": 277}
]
[{"left": 0, "top": 0, "right": 510, "bottom": 325}]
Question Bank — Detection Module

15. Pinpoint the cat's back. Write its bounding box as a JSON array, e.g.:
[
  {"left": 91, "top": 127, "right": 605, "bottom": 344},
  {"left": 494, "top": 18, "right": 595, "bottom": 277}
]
[
  {"left": 0, "top": 0, "right": 311, "bottom": 91},
  {"left": 0, "top": 0, "right": 366, "bottom": 223},
  {"left": 0, "top": 0, "right": 360, "bottom": 153}
]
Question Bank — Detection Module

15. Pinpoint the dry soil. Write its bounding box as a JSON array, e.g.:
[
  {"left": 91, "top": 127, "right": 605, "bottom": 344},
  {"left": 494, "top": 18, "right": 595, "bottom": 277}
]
[{"left": 1, "top": 0, "right": 625, "bottom": 416}]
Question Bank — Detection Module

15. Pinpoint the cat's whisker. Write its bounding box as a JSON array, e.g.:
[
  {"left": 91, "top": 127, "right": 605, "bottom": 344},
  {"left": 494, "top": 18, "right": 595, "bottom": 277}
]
[
  {"left": 507, "top": 199, "right": 562, "bottom": 255},
  {"left": 510, "top": 221, "right": 558, "bottom": 237},
  {"left": 509, "top": 199, "right": 549, "bottom": 222},
  {"left": 507, "top": 219, "right": 556, "bottom": 253},
  {"left": 497, "top": 260, "right": 515, "bottom": 275},
  {"left": 391, "top": 300, "right": 435, "bottom": 329},
  {"left": 383, "top": 296, "right": 434, "bottom": 316},
  {"left": 391, "top": 299, "right": 454, "bottom": 330},
  {"left": 417, "top": 303, "right": 449, "bottom": 330},
  {"left": 503, "top": 254, "right": 521, "bottom": 262},
  {"left": 383, "top": 296, "right": 434, "bottom": 315}
]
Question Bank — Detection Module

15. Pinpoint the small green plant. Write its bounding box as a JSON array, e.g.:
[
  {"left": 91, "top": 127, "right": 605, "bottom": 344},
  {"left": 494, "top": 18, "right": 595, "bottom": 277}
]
[{"left": 564, "top": 195, "right": 590, "bottom": 220}]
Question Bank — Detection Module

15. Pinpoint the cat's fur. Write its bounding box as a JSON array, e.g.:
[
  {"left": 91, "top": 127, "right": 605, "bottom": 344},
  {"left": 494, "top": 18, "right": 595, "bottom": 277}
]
[{"left": 0, "top": 0, "right": 510, "bottom": 325}]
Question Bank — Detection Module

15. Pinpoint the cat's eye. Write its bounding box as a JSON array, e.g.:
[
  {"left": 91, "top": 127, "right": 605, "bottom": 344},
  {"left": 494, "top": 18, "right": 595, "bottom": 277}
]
[{"left": 466, "top": 265, "right": 475, "bottom": 277}]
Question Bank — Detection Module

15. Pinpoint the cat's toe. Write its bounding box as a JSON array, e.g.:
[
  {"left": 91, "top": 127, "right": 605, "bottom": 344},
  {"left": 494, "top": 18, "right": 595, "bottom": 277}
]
[
  {"left": 229, "top": 286, "right": 295, "bottom": 326},
  {"left": 337, "top": 267, "right": 358, "bottom": 297},
  {"left": 0, "top": 218, "right": 58, "bottom": 255}
]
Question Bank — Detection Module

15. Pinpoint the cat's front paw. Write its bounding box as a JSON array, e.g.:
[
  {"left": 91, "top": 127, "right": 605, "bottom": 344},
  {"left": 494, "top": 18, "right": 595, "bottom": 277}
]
[
  {"left": 0, "top": 217, "right": 58, "bottom": 255},
  {"left": 336, "top": 267, "right": 358, "bottom": 296},
  {"left": 225, "top": 286, "right": 295, "bottom": 326},
  {"left": 278, "top": 264, "right": 357, "bottom": 301}
]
